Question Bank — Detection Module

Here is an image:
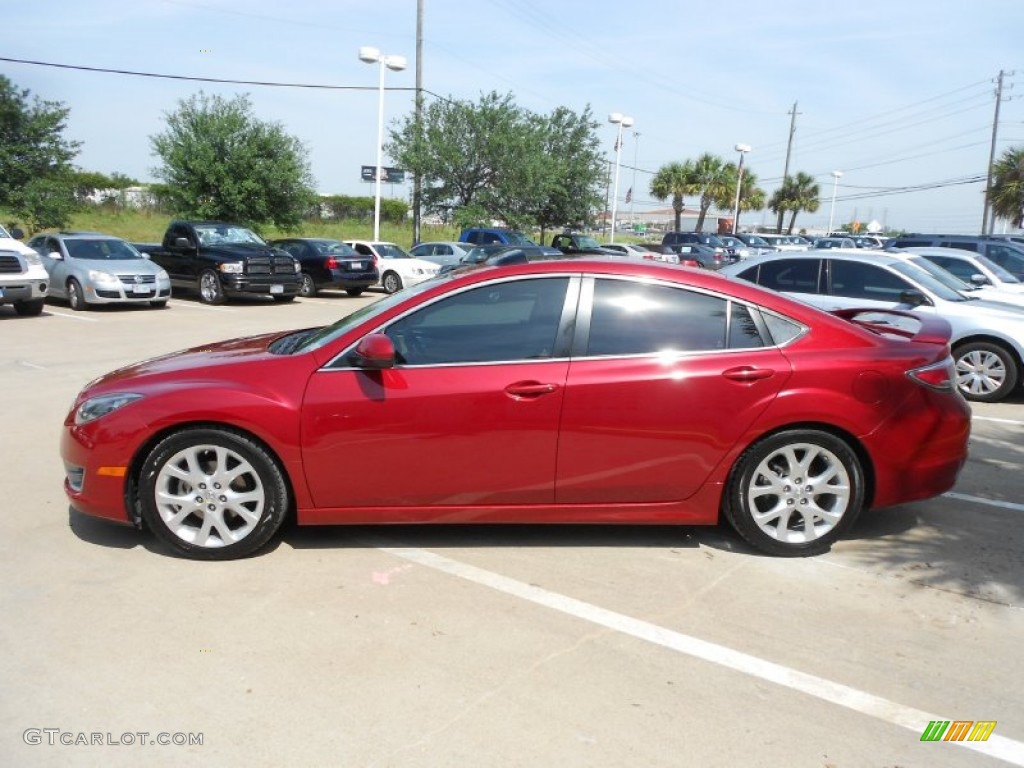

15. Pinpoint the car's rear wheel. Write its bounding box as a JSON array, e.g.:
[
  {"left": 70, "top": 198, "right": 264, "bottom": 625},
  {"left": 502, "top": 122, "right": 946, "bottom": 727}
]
[
  {"left": 299, "top": 273, "right": 317, "bottom": 297},
  {"left": 382, "top": 271, "right": 402, "bottom": 294},
  {"left": 724, "top": 429, "right": 864, "bottom": 557},
  {"left": 346, "top": 288, "right": 364, "bottom": 297},
  {"left": 198, "top": 270, "right": 225, "bottom": 305},
  {"left": 13, "top": 299, "right": 44, "bottom": 316},
  {"left": 137, "top": 427, "right": 289, "bottom": 560},
  {"left": 954, "top": 341, "right": 1017, "bottom": 403}
]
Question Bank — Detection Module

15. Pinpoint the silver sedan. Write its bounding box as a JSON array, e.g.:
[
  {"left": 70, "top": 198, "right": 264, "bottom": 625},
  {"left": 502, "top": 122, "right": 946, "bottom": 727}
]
[{"left": 28, "top": 233, "right": 172, "bottom": 310}]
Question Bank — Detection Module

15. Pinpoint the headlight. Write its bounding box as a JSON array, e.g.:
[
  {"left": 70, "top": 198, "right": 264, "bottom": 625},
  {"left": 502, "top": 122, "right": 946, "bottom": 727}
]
[
  {"left": 88, "top": 270, "right": 120, "bottom": 287},
  {"left": 219, "top": 262, "right": 244, "bottom": 274},
  {"left": 24, "top": 251, "right": 43, "bottom": 267},
  {"left": 74, "top": 393, "right": 143, "bottom": 425},
  {"left": 156, "top": 269, "right": 169, "bottom": 281},
  {"left": 293, "top": 261, "right": 301, "bottom": 273}
]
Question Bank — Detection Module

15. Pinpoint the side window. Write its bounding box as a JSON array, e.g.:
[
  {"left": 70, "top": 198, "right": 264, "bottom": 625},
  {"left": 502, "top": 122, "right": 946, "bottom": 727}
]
[
  {"left": 352, "top": 244, "right": 372, "bottom": 257},
  {"left": 753, "top": 259, "right": 822, "bottom": 293},
  {"left": 384, "top": 277, "right": 570, "bottom": 365},
  {"left": 482, "top": 233, "right": 501, "bottom": 244},
  {"left": 926, "top": 255, "right": 975, "bottom": 282},
  {"left": 728, "top": 304, "right": 766, "bottom": 349},
  {"left": 984, "top": 245, "right": 1024, "bottom": 275},
  {"left": 829, "top": 260, "right": 912, "bottom": 301},
  {"left": 586, "top": 279, "right": 741, "bottom": 356},
  {"left": 940, "top": 241, "right": 978, "bottom": 253},
  {"left": 280, "top": 243, "right": 303, "bottom": 258}
]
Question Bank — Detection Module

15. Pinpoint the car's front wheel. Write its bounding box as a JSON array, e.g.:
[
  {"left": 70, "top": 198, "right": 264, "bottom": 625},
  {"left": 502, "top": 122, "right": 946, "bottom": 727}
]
[
  {"left": 724, "top": 429, "right": 865, "bottom": 557},
  {"left": 137, "top": 427, "right": 290, "bottom": 560},
  {"left": 299, "top": 273, "right": 317, "bottom": 297},
  {"left": 67, "top": 278, "right": 87, "bottom": 311},
  {"left": 13, "top": 299, "right": 44, "bottom": 316},
  {"left": 198, "top": 270, "right": 225, "bottom": 305},
  {"left": 954, "top": 341, "right": 1018, "bottom": 403},
  {"left": 381, "top": 271, "right": 402, "bottom": 294}
]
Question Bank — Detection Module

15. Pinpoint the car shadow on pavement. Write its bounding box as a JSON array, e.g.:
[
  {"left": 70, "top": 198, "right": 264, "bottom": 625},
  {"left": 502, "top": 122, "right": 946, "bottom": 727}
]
[{"left": 284, "top": 523, "right": 704, "bottom": 553}]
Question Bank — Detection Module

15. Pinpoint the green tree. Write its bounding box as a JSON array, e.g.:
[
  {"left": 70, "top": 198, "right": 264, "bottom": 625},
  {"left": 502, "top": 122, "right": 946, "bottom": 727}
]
[
  {"left": 0, "top": 75, "right": 81, "bottom": 231},
  {"left": 713, "top": 165, "right": 765, "bottom": 232},
  {"left": 990, "top": 146, "right": 1024, "bottom": 228},
  {"left": 769, "top": 172, "right": 820, "bottom": 234},
  {"left": 150, "top": 92, "right": 316, "bottom": 230},
  {"left": 649, "top": 161, "right": 696, "bottom": 231},
  {"left": 690, "top": 153, "right": 733, "bottom": 232},
  {"left": 388, "top": 92, "right": 603, "bottom": 233}
]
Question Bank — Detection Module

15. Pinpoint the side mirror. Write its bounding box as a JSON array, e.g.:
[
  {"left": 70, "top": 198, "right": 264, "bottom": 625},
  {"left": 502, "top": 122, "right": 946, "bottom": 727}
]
[
  {"left": 349, "top": 333, "right": 396, "bottom": 370},
  {"left": 969, "top": 273, "right": 989, "bottom": 286},
  {"left": 898, "top": 289, "right": 929, "bottom": 308},
  {"left": 48, "top": 250, "right": 64, "bottom": 261},
  {"left": 174, "top": 237, "right": 193, "bottom": 249},
  {"left": 11, "top": 227, "right": 25, "bottom": 240}
]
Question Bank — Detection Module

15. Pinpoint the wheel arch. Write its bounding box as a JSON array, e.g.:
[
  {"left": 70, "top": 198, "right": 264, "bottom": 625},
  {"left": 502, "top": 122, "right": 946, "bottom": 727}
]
[
  {"left": 951, "top": 334, "right": 1023, "bottom": 370},
  {"left": 126, "top": 420, "right": 297, "bottom": 530},
  {"left": 725, "top": 421, "right": 876, "bottom": 511}
]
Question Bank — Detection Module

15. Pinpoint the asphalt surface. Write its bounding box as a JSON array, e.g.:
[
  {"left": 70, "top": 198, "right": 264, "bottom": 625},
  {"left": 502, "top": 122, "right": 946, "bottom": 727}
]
[{"left": 1, "top": 289, "right": 1021, "bottom": 768}]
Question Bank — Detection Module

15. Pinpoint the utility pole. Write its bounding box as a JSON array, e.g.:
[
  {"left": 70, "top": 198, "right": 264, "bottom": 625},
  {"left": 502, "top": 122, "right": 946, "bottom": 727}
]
[
  {"left": 982, "top": 70, "right": 1011, "bottom": 235},
  {"left": 776, "top": 101, "right": 799, "bottom": 233},
  {"left": 411, "top": 0, "right": 424, "bottom": 245}
]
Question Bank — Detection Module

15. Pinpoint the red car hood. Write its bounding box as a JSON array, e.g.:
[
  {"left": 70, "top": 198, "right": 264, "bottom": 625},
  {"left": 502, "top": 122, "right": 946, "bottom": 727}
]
[{"left": 86, "top": 331, "right": 287, "bottom": 389}]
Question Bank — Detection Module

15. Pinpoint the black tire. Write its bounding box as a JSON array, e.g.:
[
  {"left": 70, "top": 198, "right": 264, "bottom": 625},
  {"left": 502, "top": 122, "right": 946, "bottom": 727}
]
[
  {"left": 68, "top": 278, "right": 88, "bottom": 311},
  {"left": 345, "top": 288, "right": 364, "bottom": 297},
  {"left": 723, "top": 429, "right": 865, "bottom": 557},
  {"left": 137, "top": 427, "right": 290, "bottom": 560},
  {"left": 150, "top": 300, "right": 168, "bottom": 309},
  {"left": 299, "top": 273, "right": 317, "bottom": 297},
  {"left": 13, "top": 299, "right": 44, "bottom": 316},
  {"left": 382, "top": 271, "right": 402, "bottom": 294},
  {"left": 953, "top": 341, "right": 1018, "bottom": 403},
  {"left": 272, "top": 294, "right": 296, "bottom": 303},
  {"left": 198, "top": 269, "right": 225, "bottom": 305}
]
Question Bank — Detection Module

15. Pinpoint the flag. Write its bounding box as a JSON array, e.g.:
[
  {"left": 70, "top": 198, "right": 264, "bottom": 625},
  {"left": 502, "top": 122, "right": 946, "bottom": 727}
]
[{"left": 625, "top": 187, "right": 632, "bottom": 204}]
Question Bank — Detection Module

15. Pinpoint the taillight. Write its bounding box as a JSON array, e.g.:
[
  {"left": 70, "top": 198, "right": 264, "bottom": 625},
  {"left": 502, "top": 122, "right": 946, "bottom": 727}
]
[
  {"left": 325, "top": 256, "right": 338, "bottom": 269},
  {"left": 908, "top": 359, "right": 956, "bottom": 391}
]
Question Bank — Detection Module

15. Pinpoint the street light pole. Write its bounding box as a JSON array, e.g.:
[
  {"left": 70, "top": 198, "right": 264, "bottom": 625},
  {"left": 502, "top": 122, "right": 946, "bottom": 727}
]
[
  {"left": 731, "top": 143, "right": 751, "bottom": 235},
  {"left": 608, "top": 112, "right": 634, "bottom": 244},
  {"left": 828, "top": 170, "right": 843, "bottom": 235},
  {"left": 359, "top": 46, "right": 406, "bottom": 242}
]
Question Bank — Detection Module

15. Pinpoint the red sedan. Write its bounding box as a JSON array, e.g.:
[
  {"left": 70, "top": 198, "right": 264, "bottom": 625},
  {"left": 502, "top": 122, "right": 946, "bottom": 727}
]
[{"left": 61, "top": 259, "right": 971, "bottom": 560}]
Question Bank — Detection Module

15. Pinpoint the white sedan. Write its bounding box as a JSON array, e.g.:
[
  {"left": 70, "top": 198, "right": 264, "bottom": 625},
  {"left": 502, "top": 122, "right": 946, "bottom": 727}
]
[{"left": 344, "top": 241, "right": 441, "bottom": 294}]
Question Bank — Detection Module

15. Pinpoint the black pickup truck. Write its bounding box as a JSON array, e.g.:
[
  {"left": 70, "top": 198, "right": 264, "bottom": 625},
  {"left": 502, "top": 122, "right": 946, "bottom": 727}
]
[
  {"left": 134, "top": 220, "right": 302, "bottom": 304},
  {"left": 550, "top": 232, "right": 618, "bottom": 256}
]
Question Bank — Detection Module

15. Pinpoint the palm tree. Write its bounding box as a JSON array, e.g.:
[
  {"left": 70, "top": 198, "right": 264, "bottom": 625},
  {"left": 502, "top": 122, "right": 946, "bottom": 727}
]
[
  {"left": 769, "top": 172, "right": 820, "bottom": 233},
  {"left": 991, "top": 146, "right": 1024, "bottom": 228},
  {"left": 649, "top": 161, "right": 695, "bottom": 231},
  {"left": 690, "top": 153, "right": 732, "bottom": 232},
  {"left": 714, "top": 165, "right": 765, "bottom": 232}
]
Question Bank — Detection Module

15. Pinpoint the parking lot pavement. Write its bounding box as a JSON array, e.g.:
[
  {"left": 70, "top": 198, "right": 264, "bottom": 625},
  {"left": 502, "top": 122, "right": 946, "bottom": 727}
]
[{"left": 1, "top": 295, "right": 1022, "bottom": 767}]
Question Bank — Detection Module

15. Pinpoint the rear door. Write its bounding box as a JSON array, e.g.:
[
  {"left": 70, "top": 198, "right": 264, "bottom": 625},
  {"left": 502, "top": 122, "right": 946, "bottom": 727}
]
[{"left": 555, "top": 276, "right": 791, "bottom": 503}]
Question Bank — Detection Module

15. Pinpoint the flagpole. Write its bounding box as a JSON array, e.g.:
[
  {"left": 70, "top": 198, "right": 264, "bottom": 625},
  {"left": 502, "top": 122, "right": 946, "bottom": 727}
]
[{"left": 630, "top": 131, "right": 639, "bottom": 228}]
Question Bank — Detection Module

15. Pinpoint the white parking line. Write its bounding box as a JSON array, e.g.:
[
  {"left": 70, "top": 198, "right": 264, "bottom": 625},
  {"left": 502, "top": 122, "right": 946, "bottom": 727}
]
[
  {"left": 167, "top": 300, "right": 235, "bottom": 312},
  {"left": 974, "top": 416, "right": 1024, "bottom": 427},
  {"left": 374, "top": 544, "right": 1024, "bottom": 766},
  {"left": 43, "top": 310, "right": 99, "bottom": 322},
  {"left": 943, "top": 492, "right": 1024, "bottom": 513}
]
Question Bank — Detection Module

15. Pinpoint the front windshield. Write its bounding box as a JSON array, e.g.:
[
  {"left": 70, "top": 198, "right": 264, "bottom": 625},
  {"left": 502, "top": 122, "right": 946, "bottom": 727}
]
[
  {"left": 504, "top": 232, "right": 538, "bottom": 246},
  {"left": 974, "top": 253, "right": 1021, "bottom": 283},
  {"left": 745, "top": 235, "right": 770, "bottom": 246},
  {"left": 575, "top": 235, "right": 602, "bottom": 249},
  {"left": 65, "top": 238, "right": 144, "bottom": 261},
  {"left": 194, "top": 225, "right": 266, "bottom": 245},
  {"left": 904, "top": 255, "right": 972, "bottom": 292},
  {"left": 294, "top": 277, "right": 443, "bottom": 353},
  {"left": 891, "top": 260, "right": 970, "bottom": 302},
  {"left": 464, "top": 246, "right": 510, "bottom": 264}
]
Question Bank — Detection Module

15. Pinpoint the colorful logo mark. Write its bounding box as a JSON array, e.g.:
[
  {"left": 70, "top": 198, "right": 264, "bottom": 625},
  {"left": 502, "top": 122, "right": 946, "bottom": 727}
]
[{"left": 920, "top": 720, "right": 997, "bottom": 742}]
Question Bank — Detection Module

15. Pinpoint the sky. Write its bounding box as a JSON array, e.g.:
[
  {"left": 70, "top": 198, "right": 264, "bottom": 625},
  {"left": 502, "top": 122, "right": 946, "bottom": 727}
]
[{"left": 4, "top": 0, "right": 1024, "bottom": 234}]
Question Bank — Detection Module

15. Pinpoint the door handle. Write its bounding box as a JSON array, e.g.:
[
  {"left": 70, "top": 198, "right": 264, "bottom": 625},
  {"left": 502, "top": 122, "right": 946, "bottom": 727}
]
[
  {"left": 722, "top": 366, "right": 774, "bottom": 382},
  {"left": 505, "top": 381, "right": 559, "bottom": 398}
]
